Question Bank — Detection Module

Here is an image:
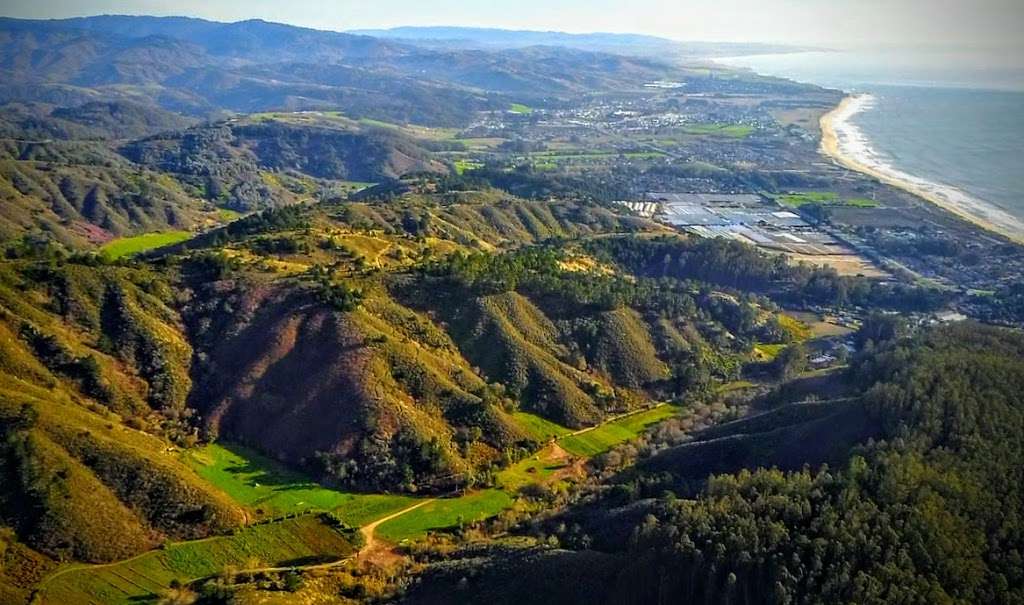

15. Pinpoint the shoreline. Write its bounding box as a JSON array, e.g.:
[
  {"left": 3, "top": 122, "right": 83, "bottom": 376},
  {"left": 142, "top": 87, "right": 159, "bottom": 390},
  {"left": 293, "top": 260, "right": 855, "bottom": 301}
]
[{"left": 819, "top": 94, "right": 1024, "bottom": 245}]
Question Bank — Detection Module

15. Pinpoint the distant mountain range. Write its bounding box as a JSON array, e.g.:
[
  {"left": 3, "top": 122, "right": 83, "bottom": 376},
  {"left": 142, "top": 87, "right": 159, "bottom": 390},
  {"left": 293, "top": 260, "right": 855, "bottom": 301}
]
[
  {"left": 347, "top": 26, "right": 819, "bottom": 58},
  {"left": 0, "top": 15, "right": 707, "bottom": 124}
]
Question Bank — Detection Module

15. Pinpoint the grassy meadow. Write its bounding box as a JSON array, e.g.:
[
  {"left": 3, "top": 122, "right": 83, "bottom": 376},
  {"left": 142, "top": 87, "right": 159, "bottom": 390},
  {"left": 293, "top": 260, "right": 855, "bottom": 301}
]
[
  {"left": 754, "top": 343, "right": 787, "bottom": 361},
  {"left": 513, "top": 411, "right": 572, "bottom": 442},
  {"left": 454, "top": 159, "right": 484, "bottom": 174},
  {"left": 99, "top": 230, "right": 193, "bottom": 259},
  {"left": 38, "top": 514, "right": 356, "bottom": 605},
  {"left": 682, "top": 123, "right": 754, "bottom": 138},
  {"left": 776, "top": 191, "right": 880, "bottom": 208},
  {"left": 185, "top": 443, "right": 418, "bottom": 526},
  {"left": 375, "top": 490, "right": 514, "bottom": 542},
  {"left": 46, "top": 404, "right": 686, "bottom": 598},
  {"left": 558, "top": 405, "right": 680, "bottom": 457}
]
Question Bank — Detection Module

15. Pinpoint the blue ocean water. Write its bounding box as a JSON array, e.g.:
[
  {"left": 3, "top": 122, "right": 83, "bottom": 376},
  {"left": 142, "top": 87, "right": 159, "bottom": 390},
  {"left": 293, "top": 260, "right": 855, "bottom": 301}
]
[{"left": 716, "top": 51, "right": 1024, "bottom": 234}]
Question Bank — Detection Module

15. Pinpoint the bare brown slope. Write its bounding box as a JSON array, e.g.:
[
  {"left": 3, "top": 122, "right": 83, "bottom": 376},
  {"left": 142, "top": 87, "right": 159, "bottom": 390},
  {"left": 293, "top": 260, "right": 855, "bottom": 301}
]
[{"left": 187, "top": 283, "right": 529, "bottom": 491}]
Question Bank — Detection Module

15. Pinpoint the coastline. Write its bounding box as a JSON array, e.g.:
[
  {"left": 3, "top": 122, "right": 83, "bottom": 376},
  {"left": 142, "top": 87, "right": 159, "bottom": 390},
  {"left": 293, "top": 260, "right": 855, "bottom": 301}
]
[{"left": 819, "top": 94, "right": 1024, "bottom": 245}]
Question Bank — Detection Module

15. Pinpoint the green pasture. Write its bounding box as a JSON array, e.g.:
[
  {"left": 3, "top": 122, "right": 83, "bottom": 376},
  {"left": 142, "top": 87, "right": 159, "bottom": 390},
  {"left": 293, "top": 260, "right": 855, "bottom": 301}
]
[
  {"left": 775, "top": 191, "right": 879, "bottom": 208},
  {"left": 39, "top": 514, "right": 355, "bottom": 605},
  {"left": 375, "top": 490, "right": 514, "bottom": 542},
  {"left": 99, "top": 231, "right": 192, "bottom": 259},
  {"left": 557, "top": 405, "right": 680, "bottom": 457},
  {"left": 185, "top": 443, "right": 417, "bottom": 526}
]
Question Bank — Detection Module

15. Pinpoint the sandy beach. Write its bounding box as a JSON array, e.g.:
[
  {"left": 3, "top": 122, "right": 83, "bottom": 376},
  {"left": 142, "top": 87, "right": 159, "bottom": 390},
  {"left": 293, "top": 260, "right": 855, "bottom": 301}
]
[{"left": 820, "top": 95, "right": 1024, "bottom": 244}]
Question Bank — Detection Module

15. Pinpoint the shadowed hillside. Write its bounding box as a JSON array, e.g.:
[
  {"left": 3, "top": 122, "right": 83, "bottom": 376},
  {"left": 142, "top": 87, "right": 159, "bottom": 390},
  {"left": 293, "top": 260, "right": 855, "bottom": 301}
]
[{"left": 184, "top": 281, "right": 529, "bottom": 492}]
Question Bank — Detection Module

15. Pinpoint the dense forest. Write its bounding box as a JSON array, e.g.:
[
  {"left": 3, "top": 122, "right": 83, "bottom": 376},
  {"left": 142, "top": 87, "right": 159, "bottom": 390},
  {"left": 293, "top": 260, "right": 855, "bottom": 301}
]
[{"left": 401, "top": 324, "right": 1024, "bottom": 605}]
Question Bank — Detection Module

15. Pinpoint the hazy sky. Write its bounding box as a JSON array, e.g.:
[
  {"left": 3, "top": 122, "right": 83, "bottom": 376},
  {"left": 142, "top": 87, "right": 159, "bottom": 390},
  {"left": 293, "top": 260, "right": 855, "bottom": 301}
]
[{"left": 2, "top": 0, "right": 1023, "bottom": 50}]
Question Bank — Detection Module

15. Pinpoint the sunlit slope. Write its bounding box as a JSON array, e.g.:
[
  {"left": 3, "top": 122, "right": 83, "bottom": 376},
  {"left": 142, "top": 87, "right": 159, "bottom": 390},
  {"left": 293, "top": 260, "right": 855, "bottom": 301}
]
[{"left": 0, "top": 264, "right": 246, "bottom": 566}]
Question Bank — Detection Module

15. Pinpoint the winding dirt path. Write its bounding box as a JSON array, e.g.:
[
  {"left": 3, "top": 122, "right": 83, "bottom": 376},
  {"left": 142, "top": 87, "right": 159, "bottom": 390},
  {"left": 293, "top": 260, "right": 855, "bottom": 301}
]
[
  {"left": 357, "top": 498, "right": 436, "bottom": 565},
  {"left": 565, "top": 402, "right": 668, "bottom": 437},
  {"left": 35, "top": 407, "right": 674, "bottom": 600},
  {"left": 34, "top": 499, "right": 439, "bottom": 602}
]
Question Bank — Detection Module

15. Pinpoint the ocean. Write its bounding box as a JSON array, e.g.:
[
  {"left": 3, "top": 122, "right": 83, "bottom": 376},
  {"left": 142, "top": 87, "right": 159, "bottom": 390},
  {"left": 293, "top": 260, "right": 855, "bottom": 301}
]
[{"left": 715, "top": 51, "right": 1024, "bottom": 239}]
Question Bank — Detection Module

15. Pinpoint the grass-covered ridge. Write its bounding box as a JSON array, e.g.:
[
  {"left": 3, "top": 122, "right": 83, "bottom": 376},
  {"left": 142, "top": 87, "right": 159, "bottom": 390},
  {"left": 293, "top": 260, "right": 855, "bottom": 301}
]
[{"left": 0, "top": 261, "right": 245, "bottom": 570}]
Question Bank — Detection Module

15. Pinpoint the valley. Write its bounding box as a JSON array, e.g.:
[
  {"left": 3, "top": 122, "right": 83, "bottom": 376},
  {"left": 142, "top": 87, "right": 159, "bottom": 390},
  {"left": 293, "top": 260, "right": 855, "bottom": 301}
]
[
  {"left": 34, "top": 402, "right": 683, "bottom": 603},
  {"left": 0, "top": 13, "right": 1022, "bottom": 605}
]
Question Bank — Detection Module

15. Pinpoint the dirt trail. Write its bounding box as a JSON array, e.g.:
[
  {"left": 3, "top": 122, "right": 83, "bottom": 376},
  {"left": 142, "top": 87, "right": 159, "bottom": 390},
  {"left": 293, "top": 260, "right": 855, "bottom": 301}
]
[
  {"left": 358, "top": 499, "right": 434, "bottom": 560},
  {"left": 34, "top": 499, "right": 438, "bottom": 602},
  {"left": 354, "top": 497, "right": 434, "bottom": 569},
  {"left": 566, "top": 402, "right": 668, "bottom": 437}
]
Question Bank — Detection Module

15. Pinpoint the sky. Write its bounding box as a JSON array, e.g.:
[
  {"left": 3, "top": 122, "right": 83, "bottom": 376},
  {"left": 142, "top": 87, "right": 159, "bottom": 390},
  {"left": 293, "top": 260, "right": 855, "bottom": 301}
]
[{"left": 2, "top": 0, "right": 1023, "bottom": 51}]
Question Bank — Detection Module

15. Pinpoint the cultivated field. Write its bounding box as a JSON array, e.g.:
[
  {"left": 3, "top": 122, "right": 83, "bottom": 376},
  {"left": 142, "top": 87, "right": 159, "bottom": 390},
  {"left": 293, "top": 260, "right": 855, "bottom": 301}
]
[
  {"left": 38, "top": 514, "right": 356, "bottom": 605},
  {"left": 41, "top": 404, "right": 686, "bottom": 600},
  {"left": 512, "top": 411, "right": 572, "bottom": 441},
  {"left": 775, "top": 191, "right": 879, "bottom": 208},
  {"left": 99, "top": 230, "right": 192, "bottom": 259},
  {"left": 375, "top": 490, "right": 514, "bottom": 542},
  {"left": 558, "top": 405, "right": 681, "bottom": 456},
  {"left": 185, "top": 443, "right": 419, "bottom": 526}
]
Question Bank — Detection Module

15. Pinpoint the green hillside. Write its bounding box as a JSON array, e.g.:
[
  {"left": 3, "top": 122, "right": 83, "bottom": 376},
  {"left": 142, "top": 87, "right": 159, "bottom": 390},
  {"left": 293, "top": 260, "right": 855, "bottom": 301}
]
[{"left": 0, "top": 24, "right": 1014, "bottom": 603}]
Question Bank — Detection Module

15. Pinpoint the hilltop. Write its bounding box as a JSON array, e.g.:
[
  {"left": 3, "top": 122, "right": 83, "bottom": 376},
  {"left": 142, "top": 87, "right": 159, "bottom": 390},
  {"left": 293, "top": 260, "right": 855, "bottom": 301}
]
[{"left": 0, "top": 15, "right": 706, "bottom": 124}]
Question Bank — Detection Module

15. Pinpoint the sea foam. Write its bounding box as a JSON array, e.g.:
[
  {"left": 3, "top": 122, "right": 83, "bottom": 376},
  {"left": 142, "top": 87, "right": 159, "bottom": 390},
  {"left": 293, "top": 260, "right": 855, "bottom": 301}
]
[{"left": 829, "top": 93, "right": 1024, "bottom": 240}]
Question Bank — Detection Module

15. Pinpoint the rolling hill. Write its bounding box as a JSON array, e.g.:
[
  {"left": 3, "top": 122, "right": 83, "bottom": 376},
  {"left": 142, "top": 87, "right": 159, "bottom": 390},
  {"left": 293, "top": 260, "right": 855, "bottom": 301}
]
[
  {"left": 349, "top": 26, "right": 817, "bottom": 59},
  {"left": 400, "top": 323, "right": 1024, "bottom": 605},
  {"left": 0, "top": 16, "right": 697, "bottom": 124}
]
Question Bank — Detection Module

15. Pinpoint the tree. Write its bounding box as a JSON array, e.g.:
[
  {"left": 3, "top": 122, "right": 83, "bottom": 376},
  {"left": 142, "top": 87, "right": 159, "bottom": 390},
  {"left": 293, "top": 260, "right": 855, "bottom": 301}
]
[{"left": 772, "top": 343, "right": 807, "bottom": 380}]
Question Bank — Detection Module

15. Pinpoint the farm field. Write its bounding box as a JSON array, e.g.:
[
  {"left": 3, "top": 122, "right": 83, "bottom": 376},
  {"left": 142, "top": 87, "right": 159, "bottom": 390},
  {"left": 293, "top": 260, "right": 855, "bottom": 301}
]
[
  {"left": 454, "top": 159, "right": 484, "bottom": 174},
  {"left": 374, "top": 405, "right": 682, "bottom": 540},
  {"left": 452, "top": 137, "right": 508, "bottom": 150},
  {"left": 528, "top": 150, "right": 666, "bottom": 161},
  {"left": 785, "top": 310, "right": 856, "bottom": 338},
  {"left": 558, "top": 405, "right": 681, "bottom": 457},
  {"left": 99, "top": 230, "right": 193, "bottom": 259},
  {"left": 681, "top": 123, "right": 754, "bottom": 138},
  {"left": 512, "top": 411, "right": 572, "bottom": 441},
  {"left": 775, "top": 191, "right": 880, "bottom": 208},
  {"left": 185, "top": 443, "right": 418, "bottom": 526},
  {"left": 37, "top": 514, "right": 356, "bottom": 605},
  {"left": 43, "top": 405, "right": 685, "bottom": 598},
  {"left": 375, "top": 490, "right": 514, "bottom": 542}
]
